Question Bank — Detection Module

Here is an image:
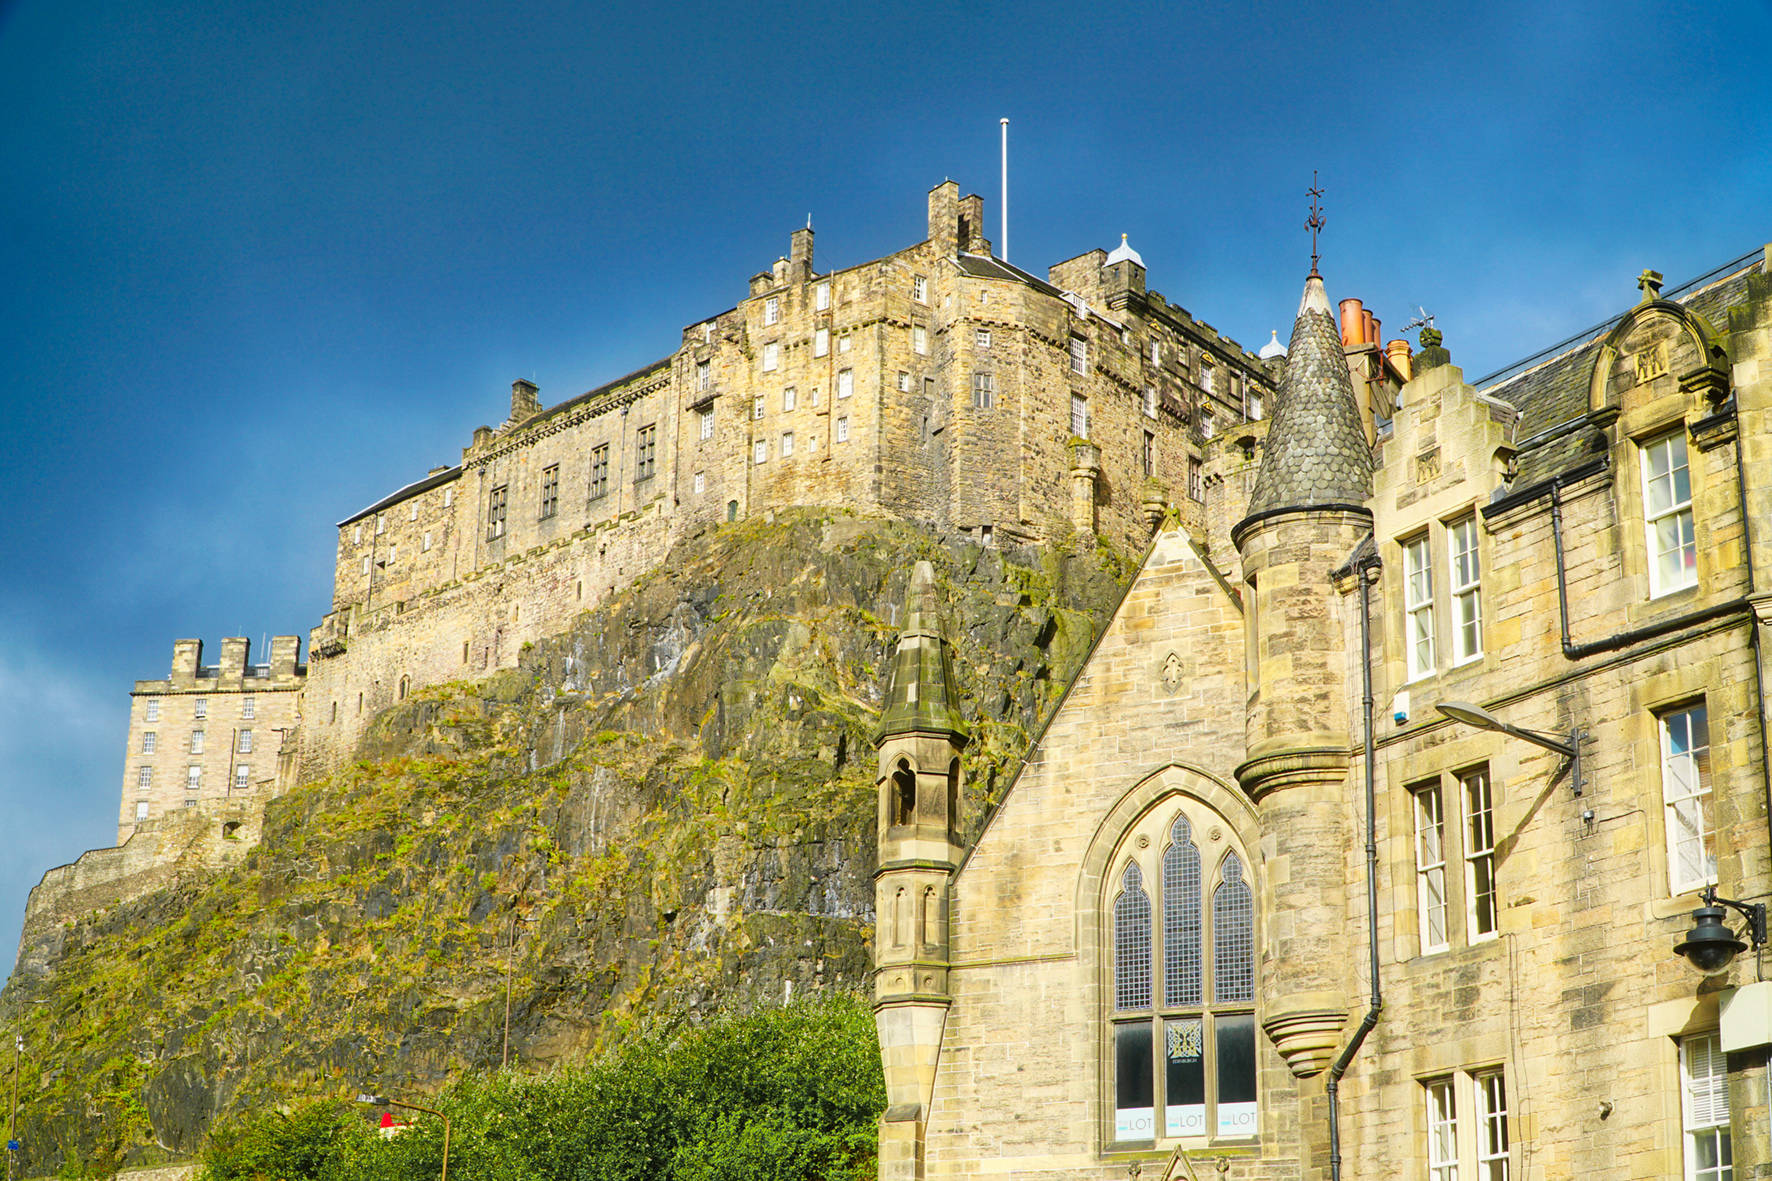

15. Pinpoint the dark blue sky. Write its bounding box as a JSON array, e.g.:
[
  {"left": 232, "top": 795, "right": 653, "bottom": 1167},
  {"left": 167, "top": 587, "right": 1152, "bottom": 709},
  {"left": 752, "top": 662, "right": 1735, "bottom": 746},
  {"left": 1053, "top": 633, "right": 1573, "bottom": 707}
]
[{"left": 4, "top": 0, "right": 1770, "bottom": 978}]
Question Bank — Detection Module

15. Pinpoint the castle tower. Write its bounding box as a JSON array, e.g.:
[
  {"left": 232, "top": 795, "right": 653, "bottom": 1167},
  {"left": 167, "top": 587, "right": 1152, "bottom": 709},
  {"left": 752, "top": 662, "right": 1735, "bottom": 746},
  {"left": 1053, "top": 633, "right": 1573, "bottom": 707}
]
[
  {"left": 872, "top": 560, "right": 969, "bottom": 1181},
  {"left": 1231, "top": 270, "right": 1374, "bottom": 1081}
]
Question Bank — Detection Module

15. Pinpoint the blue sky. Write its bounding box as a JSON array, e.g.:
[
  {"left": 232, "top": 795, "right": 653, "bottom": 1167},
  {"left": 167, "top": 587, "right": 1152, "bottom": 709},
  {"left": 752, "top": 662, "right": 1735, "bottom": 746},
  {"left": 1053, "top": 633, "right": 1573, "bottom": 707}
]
[{"left": 3, "top": 0, "right": 1770, "bottom": 980}]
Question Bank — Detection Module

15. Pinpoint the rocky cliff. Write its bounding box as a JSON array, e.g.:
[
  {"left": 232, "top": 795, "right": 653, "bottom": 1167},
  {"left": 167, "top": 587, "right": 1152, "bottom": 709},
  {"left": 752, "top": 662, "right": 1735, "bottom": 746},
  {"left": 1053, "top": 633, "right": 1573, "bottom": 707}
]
[{"left": 1, "top": 510, "right": 1132, "bottom": 1176}]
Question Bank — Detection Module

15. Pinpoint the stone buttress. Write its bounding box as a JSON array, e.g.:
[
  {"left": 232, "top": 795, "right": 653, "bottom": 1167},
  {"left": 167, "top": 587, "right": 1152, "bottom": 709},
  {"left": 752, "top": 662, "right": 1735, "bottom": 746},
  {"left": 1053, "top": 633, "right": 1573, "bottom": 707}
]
[{"left": 872, "top": 560, "right": 969, "bottom": 1181}]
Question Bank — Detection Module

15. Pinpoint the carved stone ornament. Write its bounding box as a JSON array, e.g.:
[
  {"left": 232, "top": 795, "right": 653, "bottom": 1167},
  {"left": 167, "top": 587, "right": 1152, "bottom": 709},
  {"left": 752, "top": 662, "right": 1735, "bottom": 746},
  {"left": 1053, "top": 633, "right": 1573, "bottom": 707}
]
[{"left": 1160, "top": 651, "right": 1183, "bottom": 692}]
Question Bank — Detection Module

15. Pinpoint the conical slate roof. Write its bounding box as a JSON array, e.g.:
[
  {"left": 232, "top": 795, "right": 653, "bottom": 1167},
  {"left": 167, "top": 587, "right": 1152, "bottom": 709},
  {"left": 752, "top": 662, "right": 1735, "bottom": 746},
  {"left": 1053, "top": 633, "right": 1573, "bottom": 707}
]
[
  {"left": 874, "top": 561, "right": 970, "bottom": 745},
  {"left": 1244, "top": 274, "right": 1373, "bottom": 517}
]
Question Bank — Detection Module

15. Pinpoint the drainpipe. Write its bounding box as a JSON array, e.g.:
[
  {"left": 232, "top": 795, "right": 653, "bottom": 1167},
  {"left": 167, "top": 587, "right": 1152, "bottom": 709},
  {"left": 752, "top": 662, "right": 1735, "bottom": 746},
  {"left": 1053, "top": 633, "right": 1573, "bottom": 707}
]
[
  {"left": 1728, "top": 405, "right": 1772, "bottom": 909},
  {"left": 1327, "top": 554, "right": 1384, "bottom": 1181}
]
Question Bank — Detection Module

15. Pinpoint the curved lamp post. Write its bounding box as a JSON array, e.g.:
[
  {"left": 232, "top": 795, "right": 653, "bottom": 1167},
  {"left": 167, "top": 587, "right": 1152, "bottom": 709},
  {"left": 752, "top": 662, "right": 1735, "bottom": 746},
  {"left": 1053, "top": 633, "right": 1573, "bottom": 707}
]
[{"left": 1435, "top": 701, "right": 1586, "bottom": 797}]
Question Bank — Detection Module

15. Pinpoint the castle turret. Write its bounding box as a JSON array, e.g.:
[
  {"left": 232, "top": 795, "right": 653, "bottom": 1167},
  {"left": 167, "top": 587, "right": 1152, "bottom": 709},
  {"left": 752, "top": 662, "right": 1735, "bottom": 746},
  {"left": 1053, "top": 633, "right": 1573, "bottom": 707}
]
[
  {"left": 873, "top": 560, "right": 968, "bottom": 1181},
  {"left": 1232, "top": 271, "right": 1374, "bottom": 1080}
]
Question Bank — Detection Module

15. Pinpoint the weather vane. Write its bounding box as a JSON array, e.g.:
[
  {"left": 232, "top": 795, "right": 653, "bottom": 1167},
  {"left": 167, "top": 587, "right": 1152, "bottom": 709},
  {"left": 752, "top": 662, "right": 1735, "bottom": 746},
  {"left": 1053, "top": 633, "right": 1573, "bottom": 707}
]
[{"left": 1306, "top": 170, "right": 1325, "bottom": 276}]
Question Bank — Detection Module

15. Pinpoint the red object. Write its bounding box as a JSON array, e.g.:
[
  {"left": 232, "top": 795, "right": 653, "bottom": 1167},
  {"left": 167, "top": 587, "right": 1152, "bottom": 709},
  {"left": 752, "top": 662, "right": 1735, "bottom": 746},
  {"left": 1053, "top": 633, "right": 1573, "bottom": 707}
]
[{"left": 380, "top": 1113, "right": 395, "bottom": 1128}]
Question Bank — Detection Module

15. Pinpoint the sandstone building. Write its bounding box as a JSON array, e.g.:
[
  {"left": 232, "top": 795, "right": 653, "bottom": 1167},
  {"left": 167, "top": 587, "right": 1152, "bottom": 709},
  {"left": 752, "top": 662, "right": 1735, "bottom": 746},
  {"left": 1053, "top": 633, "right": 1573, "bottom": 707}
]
[{"left": 870, "top": 248, "right": 1772, "bottom": 1178}]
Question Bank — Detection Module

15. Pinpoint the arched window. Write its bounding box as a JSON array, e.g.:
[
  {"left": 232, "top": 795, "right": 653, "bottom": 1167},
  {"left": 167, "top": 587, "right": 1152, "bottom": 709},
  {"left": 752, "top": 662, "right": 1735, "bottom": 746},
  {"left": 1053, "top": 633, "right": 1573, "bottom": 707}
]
[
  {"left": 1109, "top": 807, "right": 1258, "bottom": 1144},
  {"left": 947, "top": 758, "right": 961, "bottom": 841},
  {"left": 398, "top": 675, "right": 410, "bottom": 701},
  {"left": 892, "top": 759, "right": 917, "bottom": 827}
]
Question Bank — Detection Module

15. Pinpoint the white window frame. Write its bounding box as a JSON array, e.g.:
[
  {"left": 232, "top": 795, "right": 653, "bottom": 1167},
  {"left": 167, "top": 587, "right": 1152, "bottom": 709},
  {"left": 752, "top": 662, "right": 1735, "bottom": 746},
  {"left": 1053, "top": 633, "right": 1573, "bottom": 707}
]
[
  {"left": 838, "top": 333, "right": 851, "bottom": 353},
  {"left": 1462, "top": 767, "right": 1498, "bottom": 941},
  {"left": 781, "top": 431, "right": 794, "bottom": 457},
  {"left": 1449, "top": 516, "right": 1483, "bottom": 665},
  {"left": 187, "top": 765, "right": 202, "bottom": 791},
  {"left": 783, "top": 387, "right": 797, "bottom": 412},
  {"left": 897, "top": 371, "right": 911, "bottom": 392},
  {"left": 762, "top": 342, "right": 779, "bottom": 372},
  {"left": 241, "top": 696, "right": 254, "bottom": 720},
  {"left": 697, "top": 359, "right": 711, "bottom": 391},
  {"left": 1413, "top": 781, "right": 1450, "bottom": 954},
  {"left": 693, "top": 471, "right": 705, "bottom": 495},
  {"left": 353, "top": 524, "right": 363, "bottom": 544},
  {"left": 193, "top": 698, "right": 208, "bottom": 720},
  {"left": 1661, "top": 702, "right": 1716, "bottom": 894},
  {"left": 913, "top": 275, "right": 928, "bottom": 303},
  {"left": 1404, "top": 534, "right": 1436, "bottom": 681},
  {"left": 972, "top": 372, "right": 994, "bottom": 409},
  {"left": 135, "top": 799, "right": 149, "bottom": 821},
  {"left": 145, "top": 699, "right": 159, "bottom": 723},
  {"left": 1475, "top": 1070, "right": 1510, "bottom": 1181},
  {"left": 234, "top": 765, "right": 251, "bottom": 790},
  {"left": 1069, "top": 335, "right": 1087, "bottom": 375},
  {"left": 238, "top": 729, "right": 253, "bottom": 754},
  {"left": 137, "top": 766, "right": 152, "bottom": 789},
  {"left": 1071, "top": 394, "right": 1089, "bottom": 439},
  {"left": 753, "top": 440, "right": 768, "bottom": 465},
  {"left": 913, "top": 325, "right": 927, "bottom": 356},
  {"left": 836, "top": 416, "right": 850, "bottom": 443},
  {"left": 753, "top": 395, "right": 766, "bottom": 420},
  {"left": 976, "top": 327, "right": 991, "bottom": 348},
  {"left": 1151, "top": 340, "right": 1161, "bottom": 365},
  {"left": 422, "top": 531, "right": 432, "bottom": 552},
  {"left": 190, "top": 729, "right": 205, "bottom": 755},
  {"left": 1426, "top": 1077, "right": 1458, "bottom": 1181},
  {"left": 814, "top": 327, "right": 829, "bottom": 357},
  {"left": 142, "top": 732, "right": 156, "bottom": 754},
  {"left": 838, "top": 369, "right": 853, "bottom": 399},
  {"left": 1681, "top": 1033, "right": 1731, "bottom": 1181},
  {"left": 1644, "top": 431, "right": 1698, "bottom": 597},
  {"left": 764, "top": 295, "right": 780, "bottom": 326},
  {"left": 1144, "top": 386, "right": 1158, "bottom": 420},
  {"left": 815, "top": 281, "right": 830, "bottom": 311},
  {"left": 699, "top": 406, "right": 715, "bottom": 440}
]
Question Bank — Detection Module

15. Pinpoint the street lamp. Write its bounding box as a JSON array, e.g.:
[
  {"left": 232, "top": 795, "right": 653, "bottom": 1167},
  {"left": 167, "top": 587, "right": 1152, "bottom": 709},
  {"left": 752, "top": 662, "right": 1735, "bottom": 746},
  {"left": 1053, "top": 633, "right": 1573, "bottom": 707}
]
[
  {"left": 358, "top": 1094, "right": 451, "bottom": 1181},
  {"left": 1674, "top": 887, "right": 1768, "bottom": 973},
  {"left": 1435, "top": 700, "right": 1586, "bottom": 796}
]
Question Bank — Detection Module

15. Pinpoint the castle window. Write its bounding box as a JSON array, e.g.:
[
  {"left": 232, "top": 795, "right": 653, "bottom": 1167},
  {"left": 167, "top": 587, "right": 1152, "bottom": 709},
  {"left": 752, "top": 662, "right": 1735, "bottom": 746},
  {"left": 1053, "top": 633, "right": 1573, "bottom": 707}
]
[
  {"left": 1200, "top": 358, "right": 1215, "bottom": 393},
  {"left": 913, "top": 325, "right": 928, "bottom": 356},
  {"left": 190, "top": 729, "right": 205, "bottom": 755},
  {"left": 444, "top": 486, "right": 453, "bottom": 508},
  {"left": 976, "top": 327, "right": 991, "bottom": 349},
  {"left": 946, "top": 758, "right": 960, "bottom": 842},
  {"left": 814, "top": 328, "right": 829, "bottom": 358},
  {"left": 1143, "top": 431, "right": 1156, "bottom": 477},
  {"left": 1424, "top": 1069, "right": 1512, "bottom": 1181},
  {"left": 1403, "top": 533, "right": 1436, "bottom": 681},
  {"left": 187, "top": 765, "right": 201, "bottom": 791},
  {"left": 693, "top": 471, "right": 705, "bottom": 495},
  {"left": 1145, "top": 386, "right": 1158, "bottom": 419},
  {"left": 234, "top": 765, "right": 250, "bottom": 791},
  {"left": 898, "top": 371, "right": 911, "bottom": 393},
  {"left": 697, "top": 359, "right": 711, "bottom": 391},
  {"left": 194, "top": 698, "right": 208, "bottom": 720},
  {"left": 891, "top": 759, "right": 916, "bottom": 827},
  {"left": 1463, "top": 767, "right": 1498, "bottom": 940},
  {"left": 409, "top": 501, "right": 418, "bottom": 521},
  {"left": 540, "top": 465, "right": 559, "bottom": 519},
  {"left": 836, "top": 417, "right": 850, "bottom": 443},
  {"left": 1071, "top": 394, "right": 1089, "bottom": 439},
  {"left": 488, "top": 486, "right": 508, "bottom": 539},
  {"left": 764, "top": 295, "right": 779, "bottom": 326},
  {"left": 1661, "top": 702, "right": 1714, "bottom": 894},
  {"left": 699, "top": 406, "right": 715, "bottom": 441},
  {"left": 1111, "top": 812, "right": 1258, "bottom": 1144},
  {"left": 387, "top": 544, "right": 397, "bottom": 564},
  {"left": 398, "top": 675, "right": 409, "bottom": 701},
  {"left": 816, "top": 281, "right": 830, "bottom": 311},
  {"left": 754, "top": 395, "right": 766, "bottom": 420},
  {"left": 238, "top": 729, "right": 252, "bottom": 754},
  {"left": 754, "top": 441, "right": 768, "bottom": 465},
  {"left": 1449, "top": 516, "right": 1482, "bottom": 665},
  {"left": 1199, "top": 409, "right": 1215, "bottom": 440},
  {"left": 838, "top": 369, "right": 854, "bottom": 399},
  {"left": 138, "top": 766, "right": 152, "bottom": 789},
  {"left": 839, "top": 333, "right": 851, "bottom": 353},
  {"left": 422, "top": 531, "right": 432, "bottom": 552},
  {"left": 376, "top": 515, "right": 385, "bottom": 535},
  {"left": 783, "top": 387, "right": 797, "bottom": 412},
  {"left": 1188, "top": 459, "right": 1203, "bottom": 502},
  {"left": 1681, "top": 1033, "right": 1730, "bottom": 1181},
  {"left": 1412, "top": 778, "right": 1449, "bottom": 954},
  {"left": 135, "top": 800, "right": 149, "bottom": 821},
  {"left": 241, "top": 696, "right": 254, "bottom": 720},
  {"left": 762, "top": 342, "right": 779, "bottom": 371},
  {"left": 972, "top": 373, "right": 994, "bottom": 410},
  {"left": 1246, "top": 388, "right": 1264, "bottom": 421},
  {"left": 727, "top": 500, "right": 738, "bottom": 522},
  {"left": 914, "top": 275, "right": 928, "bottom": 303},
  {"left": 145, "top": 699, "right": 159, "bottom": 723},
  {"left": 331, "top": 700, "right": 338, "bottom": 722},
  {"left": 590, "top": 445, "right": 610, "bottom": 500},
  {"left": 635, "top": 424, "right": 657, "bottom": 480},
  {"left": 1643, "top": 431, "right": 1697, "bottom": 597},
  {"left": 142, "top": 732, "right": 156, "bottom": 754},
  {"left": 781, "top": 431, "right": 794, "bottom": 457},
  {"left": 1070, "top": 335, "right": 1087, "bottom": 375},
  {"left": 363, "top": 555, "right": 371, "bottom": 576},
  {"left": 353, "top": 524, "right": 363, "bottom": 544}
]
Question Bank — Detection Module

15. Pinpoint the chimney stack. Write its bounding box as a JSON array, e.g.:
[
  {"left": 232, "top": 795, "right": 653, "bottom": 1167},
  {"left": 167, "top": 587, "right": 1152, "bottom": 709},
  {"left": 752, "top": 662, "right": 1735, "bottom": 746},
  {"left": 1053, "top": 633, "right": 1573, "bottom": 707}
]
[
  {"left": 1339, "top": 298, "right": 1365, "bottom": 347},
  {"left": 789, "top": 226, "right": 815, "bottom": 282},
  {"left": 510, "top": 379, "right": 540, "bottom": 424},
  {"left": 927, "top": 181, "right": 960, "bottom": 256}
]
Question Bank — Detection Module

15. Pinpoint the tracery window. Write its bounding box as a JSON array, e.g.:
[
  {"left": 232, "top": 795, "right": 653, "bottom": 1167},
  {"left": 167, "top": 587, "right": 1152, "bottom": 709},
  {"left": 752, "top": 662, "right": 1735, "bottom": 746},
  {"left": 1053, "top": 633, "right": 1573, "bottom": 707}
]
[{"left": 1111, "top": 809, "right": 1257, "bottom": 1144}]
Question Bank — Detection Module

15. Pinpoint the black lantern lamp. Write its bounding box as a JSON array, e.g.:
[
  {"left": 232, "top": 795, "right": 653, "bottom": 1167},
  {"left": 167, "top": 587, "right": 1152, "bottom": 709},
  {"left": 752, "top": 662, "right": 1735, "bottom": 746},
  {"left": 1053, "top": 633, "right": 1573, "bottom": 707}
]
[
  {"left": 1674, "top": 887, "right": 1767, "bottom": 973},
  {"left": 1435, "top": 701, "right": 1586, "bottom": 796}
]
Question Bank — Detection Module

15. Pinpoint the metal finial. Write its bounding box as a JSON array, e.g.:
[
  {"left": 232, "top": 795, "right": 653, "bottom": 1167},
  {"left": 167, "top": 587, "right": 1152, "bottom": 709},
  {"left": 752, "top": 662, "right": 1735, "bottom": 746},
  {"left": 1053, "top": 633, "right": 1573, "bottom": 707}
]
[{"left": 1306, "top": 170, "right": 1325, "bottom": 277}]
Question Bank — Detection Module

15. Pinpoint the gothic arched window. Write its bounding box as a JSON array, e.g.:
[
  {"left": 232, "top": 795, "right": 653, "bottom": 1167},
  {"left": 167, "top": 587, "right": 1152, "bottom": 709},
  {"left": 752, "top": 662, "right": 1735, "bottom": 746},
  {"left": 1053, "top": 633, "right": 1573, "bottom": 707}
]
[{"left": 1109, "top": 806, "right": 1258, "bottom": 1145}]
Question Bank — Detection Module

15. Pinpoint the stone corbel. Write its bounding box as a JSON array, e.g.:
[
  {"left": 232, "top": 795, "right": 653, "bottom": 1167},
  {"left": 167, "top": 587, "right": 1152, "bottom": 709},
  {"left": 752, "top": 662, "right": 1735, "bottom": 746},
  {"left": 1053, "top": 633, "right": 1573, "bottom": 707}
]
[
  {"left": 1679, "top": 360, "right": 1731, "bottom": 408},
  {"left": 1262, "top": 998, "right": 1349, "bottom": 1078}
]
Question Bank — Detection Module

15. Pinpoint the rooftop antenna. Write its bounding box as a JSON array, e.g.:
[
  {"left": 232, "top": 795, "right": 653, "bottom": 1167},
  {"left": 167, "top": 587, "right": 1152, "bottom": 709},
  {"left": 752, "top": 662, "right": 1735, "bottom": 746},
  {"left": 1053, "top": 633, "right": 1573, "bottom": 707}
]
[
  {"left": 1403, "top": 307, "right": 1436, "bottom": 335},
  {"left": 806, "top": 213, "right": 812, "bottom": 230},
  {"left": 1000, "top": 118, "right": 1010, "bottom": 263},
  {"left": 1306, "top": 170, "right": 1325, "bottom": 277}
]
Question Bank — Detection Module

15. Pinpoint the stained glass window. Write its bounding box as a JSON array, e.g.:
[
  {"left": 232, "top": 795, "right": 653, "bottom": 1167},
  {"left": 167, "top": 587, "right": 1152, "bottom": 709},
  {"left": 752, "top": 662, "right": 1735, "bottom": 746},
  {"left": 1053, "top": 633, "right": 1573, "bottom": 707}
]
[
  {"left": 1213, "top": 852, "right": 1254, "bottom": 1004},
  {"left": 1163, "top": 817, "right": 1202, "bottom": 1007}
]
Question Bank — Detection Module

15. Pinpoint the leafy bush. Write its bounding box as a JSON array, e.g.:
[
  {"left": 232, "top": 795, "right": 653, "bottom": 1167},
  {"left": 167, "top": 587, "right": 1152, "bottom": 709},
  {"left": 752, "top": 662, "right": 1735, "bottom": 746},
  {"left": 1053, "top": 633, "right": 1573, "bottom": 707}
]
[{"left": 198, "top": 992, "right": 883, "bottom": 1181}]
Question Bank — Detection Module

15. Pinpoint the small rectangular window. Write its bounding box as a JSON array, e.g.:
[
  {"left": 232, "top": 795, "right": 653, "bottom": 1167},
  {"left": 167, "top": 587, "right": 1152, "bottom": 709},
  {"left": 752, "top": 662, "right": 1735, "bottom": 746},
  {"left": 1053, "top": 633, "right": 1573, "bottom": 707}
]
[
  {"left": 362, "top": 555, "right": 371, "bottom": 575},
  {"left": 699, "top": 406, "right": 715, "bottom": 440},
  {"left": 241, "top": 696, "right": 254, "bottom": 720},
  {"left": 1475, "top": 1070, "right": 1510, "bottom": 1181},
  {"left": 1404, "top": 534, "right": 1436, "bottom": 680},
  {"left": 838, "top": 333, "right": 851, "bottom": 353},
  {"left": 238, "top": 729, "right": 253, "bottom": 754},
  {"left": 1151, "top": 340, "right": 1161, "bottom": 365},
  {"left": 1200, "top": 358, "right": 1216, "bottom": 393},
  {"left": 408, "top": 502, "right": 418, "bottom": 521},
  {"left": 444, "top": 487, "right": 454, "bottom": 508},
  {"left": 353, "top": 524, "right": 363, "bottom": 544},
  {"left": 193, "top": 698, "right": 207, "bottom": 719},
  {"left": 1070, "top": 335, "right": 1087, "bottom": 375},
  {"left": 1449, "top": 516, "right": 1482, "bottom": 664},
  {"left": 781, "top": 431, "right": 794, "bottom": 457},
  {"left": 815, "top": 281, "right": 830, "bottom": 310},
  {"left": 1142, "top": 431, "right": 1156, "bottom": 477},
  {"left": 422, "top": 531, "right": 432, "bottom": 552},
  {"left": 1070, "top": 394, "right": 1089, "bottom": 439},
  {"left": 1662, "top": 702, "right": 1715, "bottom": 893},
  {"left": 972, "top": 372, "right": 994, "bottom": 409},
  {"left": 838, "top": 369, "right": 853, "bottom": 399},
  {"left": 814, "top": 328, "right": 829, "bottom": 357},
  {"left": 976, "top": 327, "right": 991, "bottom": 348},
  {"left": 1644, "top": 431, "right": 1697, "bottom": 597},
  {"left": 897, "top": 371, "right": 911, "bottom": 393},
  {"left": 190, "top": 729, "right": 205, "bottom": 755},
  {"left": 913, "top": 325, "right": 928, "bottom": 356},
  {"left": 762, "top": 342, "right": 779, "bottom": 372},
  {"left": 590, "top": 444, "right": 610, "bottom": 500},
  {"left": 145, "top": 699, "right": 160, "bottom": 723},
  {"left": 137, "top": 766, "right": 152, "bottom": 789},
  {"left": 1413, "top": 780, "right": 1449, "bottom": 954},
  {"left": 753, "top": 394, "right": 766, "bottom": 420},
  {"left": 488, "top": 486, "right": 508, "bottom": 539},
  {"left": 697, "top": 359, "right": 711, "bottom": 390},
  {"left": 187, "top": 765, "right": 201, "bottom": 791},
  {"left": 754, "top": 440, "right": 768, "bottom": 465},
  {"left": 142, "top": 732, "right": 157, "bottom": 754},
  {"left": 387, "top": 544, "right": 396, "bottom": 564},
  {"left": 1188, "top": 459, "right": 1203, "bottom": 502},
  {"left": 635, "top": 424, "right": 657, "bottom": 481},
  {"left": 540, "top": 465, "right": 559, "bottom": 519},
  {"left": 1463, "top": 766, "right": 1498, "bottom": 939},
  {"left": 1425, "top": 1078, "right": 1458, "bottom": 1181},
  {"left": 836, "top": 416, "right": 850, "bottom": 442},
  {"left": 764, "top": 295, "right": 779, "bottom": 325},
  {"left": 1681, "top": 1033, "right": 1731, "bottom": 1181},
  {"left": 693, "top": 471, "right": 705, "bottom": 495},
  {"left": 1200, "top": 409, "right": 1216, "bottom": 440},
  {"left": 135, "top": 799, "right": 149, "bottom": 820},
  {"left": 914, "top": 275, "right": 928, "bottom": 303},
  {"left": 375, "top": 515, "right": 385, "bottom": 535},
  {"left": 1144, "top": 386, "right": 1158, "bottom": 419},
  {"left": 235, "top": 765, "right": 251, "bottom": 790},
  {"left": 1246, "top": 388, "right": 1265, "bottom": 421},
  {"left": 783, "top": 387, "right": 797, "bottom": 412}
]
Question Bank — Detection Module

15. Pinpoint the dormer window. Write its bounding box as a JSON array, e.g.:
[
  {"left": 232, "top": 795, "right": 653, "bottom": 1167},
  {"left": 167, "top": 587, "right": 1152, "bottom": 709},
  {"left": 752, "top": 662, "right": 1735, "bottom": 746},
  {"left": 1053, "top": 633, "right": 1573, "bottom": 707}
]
[{"left": 1643, "top": 431, "right": 1697, "bottom": 597}]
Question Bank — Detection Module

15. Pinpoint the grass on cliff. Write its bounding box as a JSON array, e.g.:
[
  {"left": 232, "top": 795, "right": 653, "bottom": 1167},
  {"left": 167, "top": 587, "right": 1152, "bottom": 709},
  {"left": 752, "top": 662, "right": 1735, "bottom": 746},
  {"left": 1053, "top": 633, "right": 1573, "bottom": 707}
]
[{"left": 197, "top": 992, "right": 883, "bottom": 1181}]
